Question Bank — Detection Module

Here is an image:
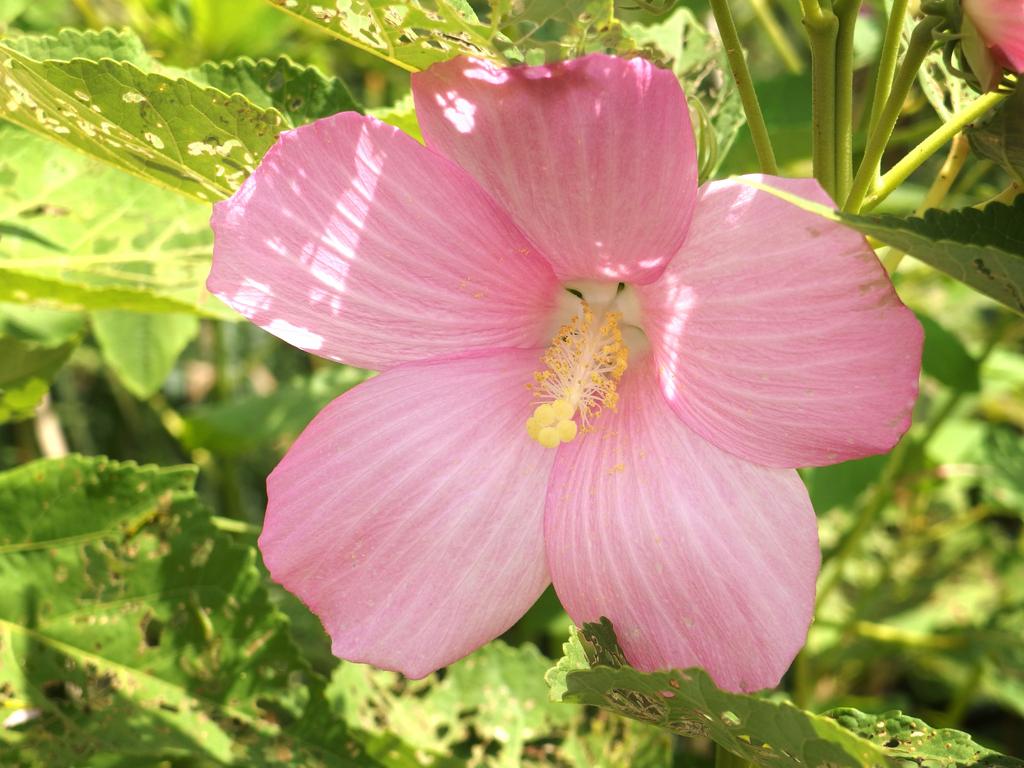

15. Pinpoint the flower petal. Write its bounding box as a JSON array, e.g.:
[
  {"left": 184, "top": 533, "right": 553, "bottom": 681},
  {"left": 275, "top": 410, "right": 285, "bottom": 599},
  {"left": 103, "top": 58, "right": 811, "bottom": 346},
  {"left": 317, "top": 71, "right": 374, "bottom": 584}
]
[
  {"left": 963, "top": 0, "right": 1024, "bottom": 70},
  {"left": 209, "top": 112, "right": 560, "bottom": 371},
  {"left": 412, "top": 54, "right": 698, "bottom": 285},
  {"left": 260, "top": 349, "right": 554, "bottom": 678},
  {"left": 545, "top": 360, "right": 819, "bottom": 692},
  {"left": 637, "top": 175, "right": 923, "bottom": 468}
]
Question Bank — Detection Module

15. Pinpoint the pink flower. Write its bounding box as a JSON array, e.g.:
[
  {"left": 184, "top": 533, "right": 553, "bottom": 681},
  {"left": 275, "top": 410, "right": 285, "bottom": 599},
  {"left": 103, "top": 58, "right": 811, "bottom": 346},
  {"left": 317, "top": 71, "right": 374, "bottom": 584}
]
[
  {"left": 208, "top": 54, "right": 922, "bottom": 693},
  {"left": 960, "top": 0, "right": 1024, "bottom": 90}
]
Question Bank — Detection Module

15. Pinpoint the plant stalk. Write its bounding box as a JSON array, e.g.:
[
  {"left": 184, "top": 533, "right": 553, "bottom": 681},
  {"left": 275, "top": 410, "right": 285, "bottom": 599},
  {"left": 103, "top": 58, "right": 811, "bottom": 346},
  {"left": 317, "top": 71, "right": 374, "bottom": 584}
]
[
  {"left": 845, "top": 16, "right": 943, "bottom": 212},
  {"left": 834, "top": 0, "right": 859, "bottom": 201},
  {"left": 804, "top": 5, "right": 839, "bottom": 196},
  {"left": 862, "top": 90, "right": 1007, "bottom": 211},
  {"left": 710, "top": 0, "right": 779, "bottom": 174}
]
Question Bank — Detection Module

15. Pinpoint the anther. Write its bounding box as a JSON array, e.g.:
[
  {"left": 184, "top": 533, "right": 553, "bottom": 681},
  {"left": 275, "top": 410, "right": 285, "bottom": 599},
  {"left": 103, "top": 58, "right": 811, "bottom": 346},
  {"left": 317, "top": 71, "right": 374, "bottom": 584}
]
[{"left": 526, "top": 300, "right": 628, "bottom": 448}]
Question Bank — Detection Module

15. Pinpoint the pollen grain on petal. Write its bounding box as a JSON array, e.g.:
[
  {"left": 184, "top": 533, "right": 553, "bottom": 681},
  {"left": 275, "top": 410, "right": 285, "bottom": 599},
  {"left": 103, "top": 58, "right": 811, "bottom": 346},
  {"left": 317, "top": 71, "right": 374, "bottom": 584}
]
[{"left": 527, "top": 301, "right": 628, "bottom": 447}]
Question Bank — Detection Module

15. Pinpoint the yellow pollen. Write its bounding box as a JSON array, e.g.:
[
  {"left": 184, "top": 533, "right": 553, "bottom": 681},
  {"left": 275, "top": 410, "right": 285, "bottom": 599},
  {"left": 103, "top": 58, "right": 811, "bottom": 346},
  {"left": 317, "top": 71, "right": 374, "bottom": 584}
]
[{"left": 527, "top": 301, "right": 628, "bottom": 448}]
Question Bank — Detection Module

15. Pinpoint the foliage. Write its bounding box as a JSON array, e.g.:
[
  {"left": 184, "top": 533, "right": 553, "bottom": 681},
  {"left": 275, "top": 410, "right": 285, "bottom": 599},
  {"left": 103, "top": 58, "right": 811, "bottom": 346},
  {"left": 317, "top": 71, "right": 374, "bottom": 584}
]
[
  {"left": 841, "top": 199, "right": 1024, "bottom": 315},
  {"left": 549, "top": 619, "right": 1024, "bottom": 768},
  {"left": 0, "top": 0, "right": 1023, "bottom": 766},
  {"left": 0, "top": 455, "right": 402, "bottom": 766}
]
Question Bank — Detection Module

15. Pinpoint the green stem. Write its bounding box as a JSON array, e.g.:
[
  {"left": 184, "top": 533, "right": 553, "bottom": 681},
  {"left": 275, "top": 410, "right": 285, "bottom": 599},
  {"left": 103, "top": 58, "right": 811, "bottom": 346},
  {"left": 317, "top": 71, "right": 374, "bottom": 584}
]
[
  {"left": 804, "top": 6, "right": 839, "bottom": 196},
  {"left": 715, "top": 744, "right": 753, "bottom": 768},
  {"left": 845, "top": 16, "right": 943, "bottom": 212},
  {"left": 749, "top": 0, "right": 805, "bottom": 74},
  {"left": 867, "top": 0, "right": 910, "bottom": 139},
  {"left": 834, "top": 0, "right": 859, "bottom": 202},
  {"left": 862, "top": 90, "right": 1008, "bottom": 211},
  {"left": 709, "top": 0, "right": 779, "bottom": 174}
]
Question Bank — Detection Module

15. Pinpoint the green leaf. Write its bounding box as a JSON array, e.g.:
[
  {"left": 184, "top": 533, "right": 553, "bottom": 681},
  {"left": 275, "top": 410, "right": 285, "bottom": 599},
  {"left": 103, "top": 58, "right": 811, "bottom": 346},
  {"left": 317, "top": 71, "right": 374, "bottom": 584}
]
[
  {"left": 0, "top": 455, "right": 391, "bottom": 766},
  {"left": 803, "top": 454, "right": 887, "bottom": 513},
  {"left": 918, "top": 313, "right": 981, "bottom": 392},
  {"left": 624, "top": 7, "right": 745, "bottom": 179},
  {"left": 827, "top": 708, "right": 1024, "bottom": 767},
  {"left": 839, "top": 199, "right": 1024, "bottom": 315},
  {"left": 547, "top": 619, "right": 890, "bottom": 767},
  {"left": 91, "top": 310, "right": 199, "bottom": 399},
  {"left": 181, "top": 364, "right": 371, "bottom": 456},
  {"left": 548, "top": 619, "right": 1024, "bottom": 767},
  {"left": 0, "top": 27, "right": 284, "bottom": 201},
  {"left": 0, "top": 302, "right": 83, "bottom": 344},
  {"left": 329, "top": 639, "right": 672, "bottom": 766},
  {"left": 263, "top": 0, "right": 504, "bottom": 72},
  {"left": 0, "top": 335, "right": 75, "bottom": 422},
  {"left": 2, "top": 26, "right": 154, "bottom": 66},
  {"left": 918, "top": 44, "right": 974, "bottom": 123},
  {"left": 968, "top": 85, "right": 1024, "bottom": 184},
  {"left": 187, "top": 55, "right": 360, "bottom": 127},
  {"left": 367, "top": 92, "right": 421, "bottom": 142},
  {"left": 0, "top": 126, "right": 230, "bottom": 317},
  {"left": 0, "top": 0, "right": 32, "bottom": 24}
]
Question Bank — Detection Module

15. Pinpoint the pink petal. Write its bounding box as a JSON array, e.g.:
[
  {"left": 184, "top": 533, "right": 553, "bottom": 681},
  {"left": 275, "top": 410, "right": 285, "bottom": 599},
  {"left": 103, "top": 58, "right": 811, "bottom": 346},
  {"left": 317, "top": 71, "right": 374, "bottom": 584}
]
[
  {"left": 636, "top": 175, "right": 922, "bottom": 468},
  {"left": 209, "top": 112, "right": 560, "bottom": 371},
  {"left": 260, "top": 349, "right": 554, "bottom": 678},
  {"left": 963, "top": 0, "right": 1024, "bottom": 70},
  {"left": 545, "top": 360, "right": 819, "bottom": 693},
  {"left": 412, "top": 54, "right": 697, "bottom": 285}
]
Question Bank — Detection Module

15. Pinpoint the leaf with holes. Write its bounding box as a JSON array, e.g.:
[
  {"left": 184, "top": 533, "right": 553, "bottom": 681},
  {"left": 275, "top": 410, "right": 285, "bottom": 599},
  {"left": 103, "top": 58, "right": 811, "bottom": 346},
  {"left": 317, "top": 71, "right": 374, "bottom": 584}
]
[
  {"left": 187, "top": 55, "right": 360, "bottom": 127},
  {"left": 624, "top": 7, "right": 744, "bottom": 180},
  {"left": 552, "top": 626, "right": 1024, "bottom": 768},
  {"left": 0, "top": 455, "right": 408, "bottom": 767},
  {"left": 840, "top": 199, "right": 1024, "bottom": 315},
  {"left": 828, "top": 709, "right": 1024, "bottom": 767},
  {"left": 263, "top": 0, "right": 505, "bottom": 72},
  {"left": 549, "top": 621, "right": 1024, "bottom": 766},
  {"left": 329, "top": 639, "right": 671, "bottom": 766},
  {"left": 0, "top": 126, "right": 230, "bottom": 317},
  {"left": 0, "top": 27, "right": 284, "bottom": 201},
  {"left": 547, "top": 619, "right": 892, "bottom": 767}
]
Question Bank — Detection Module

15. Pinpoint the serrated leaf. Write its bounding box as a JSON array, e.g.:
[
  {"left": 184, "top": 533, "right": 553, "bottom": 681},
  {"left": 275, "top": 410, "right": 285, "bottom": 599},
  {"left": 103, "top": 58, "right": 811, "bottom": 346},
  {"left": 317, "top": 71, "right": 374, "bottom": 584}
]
[
  {"left": 0, "top": 334, "right": 75, "bottom": 422},
  {"left": 0, "top": 27, "right": 284, "bottom": 201},
  {"left": 624, "top": 7, "right": 745, "bottom": 179},
  {"left": 968, "top": 85, "right": 1024, "bottom": 184},
  {"left": 0, "top": 126, "right": 230, "bottom": 317},
  {"left": 547, "top": 619, "right": 890, "bottom": 767},
  {"left": 187, "top": 55, "right": 360, "bottom": 126},
  {"left": 0, "top": 456, "right": 392, "bottom": 767},
  {"left": 2, "top": 26, "right": 154, "bottom": 66},
  {"left": 91, "top": 310, "right": 199, "bottom": 399},
  {"left": 264, "top": 0, "right": 504, "bottom": 72},
  {"left": 549, "top": 620, "right": 1024, "bottom": 767},
  {"left": 840, "top": 199, "right": 1024, "bottom": 315}
]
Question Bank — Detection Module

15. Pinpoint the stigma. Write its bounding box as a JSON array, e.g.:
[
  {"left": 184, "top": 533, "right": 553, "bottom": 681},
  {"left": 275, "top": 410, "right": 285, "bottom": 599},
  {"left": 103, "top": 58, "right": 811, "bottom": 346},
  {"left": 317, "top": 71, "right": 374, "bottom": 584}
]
[{"left": 526, "top": 302, "right": 628, "bottom": 448}]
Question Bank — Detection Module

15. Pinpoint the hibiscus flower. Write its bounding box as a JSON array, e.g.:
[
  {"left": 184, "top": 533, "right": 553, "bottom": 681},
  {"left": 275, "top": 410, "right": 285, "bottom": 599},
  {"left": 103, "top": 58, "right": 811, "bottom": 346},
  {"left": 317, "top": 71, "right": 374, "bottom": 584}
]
[
  {"left": 960, "top": 0, "right": 1024, "bottom": 90},
  {"left": 208, "top": 54, "right": 922, "bottom": 693}
]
